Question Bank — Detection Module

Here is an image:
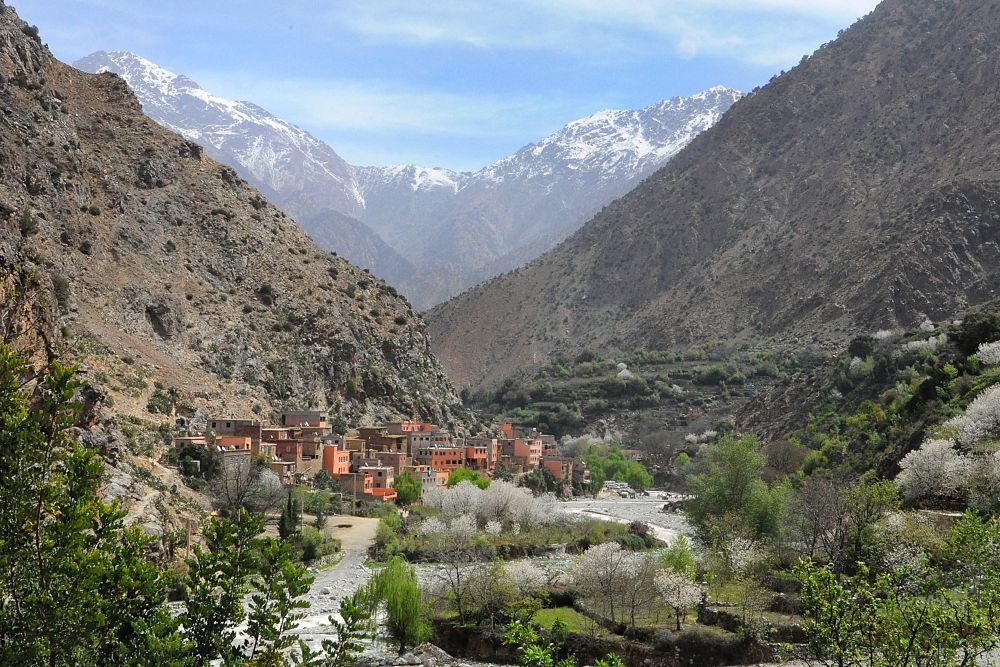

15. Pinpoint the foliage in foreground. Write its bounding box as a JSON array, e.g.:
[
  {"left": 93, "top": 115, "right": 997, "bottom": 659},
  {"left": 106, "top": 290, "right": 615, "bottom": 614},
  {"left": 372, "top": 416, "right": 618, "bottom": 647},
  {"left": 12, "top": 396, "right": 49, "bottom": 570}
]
[
  {"left": 0, "top": 345, "right": 370, "bottom": 666},
  {"left": 503, "top": 620, "right": 624, "bottom": 667},
  {"left": 797, "top": 512, "right": 1000, "bottom": 667}
]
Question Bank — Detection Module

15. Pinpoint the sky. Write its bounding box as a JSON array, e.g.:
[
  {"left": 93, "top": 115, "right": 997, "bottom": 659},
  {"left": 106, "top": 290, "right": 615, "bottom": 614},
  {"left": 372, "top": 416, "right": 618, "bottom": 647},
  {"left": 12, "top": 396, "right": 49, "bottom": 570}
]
[{"left": 12, "top": 0, "right": 880, "bottom": 172}]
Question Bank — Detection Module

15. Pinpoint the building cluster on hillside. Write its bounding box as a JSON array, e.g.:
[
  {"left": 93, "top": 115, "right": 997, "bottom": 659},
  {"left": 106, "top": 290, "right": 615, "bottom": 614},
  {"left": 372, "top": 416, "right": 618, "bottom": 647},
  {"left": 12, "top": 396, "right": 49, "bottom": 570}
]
[{"left": 174, "top": 412, "right": 589, "bottom": 502}]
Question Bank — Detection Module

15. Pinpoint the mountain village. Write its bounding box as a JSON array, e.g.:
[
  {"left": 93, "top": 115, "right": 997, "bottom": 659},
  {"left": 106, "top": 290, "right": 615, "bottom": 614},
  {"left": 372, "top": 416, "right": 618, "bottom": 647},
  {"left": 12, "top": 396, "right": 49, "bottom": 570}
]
[
  {"left": 176, "top": 412, "right": 591, "bottom": 502},
  {"left": 9, "top": 2, "right": 1000, "bottom": 666}
]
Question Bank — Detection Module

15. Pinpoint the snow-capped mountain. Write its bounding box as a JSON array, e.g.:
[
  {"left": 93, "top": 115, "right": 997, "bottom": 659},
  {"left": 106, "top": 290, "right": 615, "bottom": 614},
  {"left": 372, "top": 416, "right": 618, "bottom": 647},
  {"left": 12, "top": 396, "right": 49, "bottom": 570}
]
[
  {"left": 74, "top": 51, "right": 365, "bottom": 219},
  {"left": 355, "top": 88, "right": 742, "bottom": 299},
  {"left": 481, "top": 87, "right": 739, "bottom": 184},
  {"left": 74, "top": 50, "right": 738, "bottom": 309}
]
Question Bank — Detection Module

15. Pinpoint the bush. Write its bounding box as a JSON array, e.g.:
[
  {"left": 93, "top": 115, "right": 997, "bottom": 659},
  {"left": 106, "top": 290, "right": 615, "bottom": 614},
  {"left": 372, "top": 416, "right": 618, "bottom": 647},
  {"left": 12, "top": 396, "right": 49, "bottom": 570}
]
[
  {"left": 51, "top": 273, "right": 71, "bottom": 312},
  {"left": 146, "top": 387, "right": 174, "bottom": 414},
  {"left": 257, "top": 284, "right": 275, "bottom": 306},
  {"left": 18, "top": 212, "right": 38, "bottom": 236},
  {"left": 952, "top": 313, "right": 1000, "bottom": 356},
  {"left": 296, "top": 526, "right": 339, "bottom": 561},
  {"left": 21, "top": 24, "right": 41, "bottom": 45}
]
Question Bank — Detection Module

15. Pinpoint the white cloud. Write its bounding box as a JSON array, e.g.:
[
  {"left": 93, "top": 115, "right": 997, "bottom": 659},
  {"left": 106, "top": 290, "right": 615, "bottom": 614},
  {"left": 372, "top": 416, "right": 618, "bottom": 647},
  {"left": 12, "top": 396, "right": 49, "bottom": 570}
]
[
  {"left": 193, "top": 72, "right": 588, "bottom": 139},
  {"left": 336, "top": 0, "right": 881, "bottom": 67}
]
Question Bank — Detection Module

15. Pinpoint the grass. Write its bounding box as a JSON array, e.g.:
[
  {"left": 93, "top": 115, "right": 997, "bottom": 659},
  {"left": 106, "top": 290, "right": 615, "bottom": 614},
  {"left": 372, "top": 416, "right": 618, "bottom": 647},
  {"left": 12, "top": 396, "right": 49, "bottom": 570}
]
[
  {"left": 532, "top": 607, "right": 610, "bottom": 638},
  {"left": 316, "top": 552, "right": 346, "bottom": 571}
]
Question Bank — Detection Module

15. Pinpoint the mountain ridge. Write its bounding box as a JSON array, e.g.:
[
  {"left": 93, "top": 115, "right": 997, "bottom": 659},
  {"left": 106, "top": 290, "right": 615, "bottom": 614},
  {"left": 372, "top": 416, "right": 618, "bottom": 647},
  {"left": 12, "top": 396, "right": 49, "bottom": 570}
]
[
  {"left": 426, "top": 0, "right": 1000, "bottom": 390},
  {"left": 72, "top": 48, "right": 738, "bottom": 308}
]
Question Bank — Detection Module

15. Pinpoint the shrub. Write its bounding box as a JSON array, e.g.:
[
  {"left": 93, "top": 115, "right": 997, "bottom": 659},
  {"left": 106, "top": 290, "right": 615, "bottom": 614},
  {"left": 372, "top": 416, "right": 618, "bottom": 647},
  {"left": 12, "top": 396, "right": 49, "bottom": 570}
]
[
  {"left": 21, "top": 24, "right": 41, "bottom": 45},
  {"left": 952, "top": 313, "right": 1000, "bottom": 356},
  {"left": 256, "top": 284, "right": 275, "bottom": 306},
  {"left": 296, "top": 525, "right": 339, "bottom": 561},
  {"left": 51, "top": 273, "right": 71, "bottom": 312},
  {"left": 18, "top": 211, "right": 38, "bottom": 236}
]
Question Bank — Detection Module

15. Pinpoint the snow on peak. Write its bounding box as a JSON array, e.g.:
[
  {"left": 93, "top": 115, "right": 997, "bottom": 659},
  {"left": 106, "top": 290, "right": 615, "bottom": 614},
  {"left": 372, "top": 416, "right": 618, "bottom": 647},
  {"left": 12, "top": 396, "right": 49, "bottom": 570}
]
[
  {"left": 477, "top": 86, "right": 741, "bottom": 184},
  {"left": 77, "top": 51, "right": 196, "bottom": 98},
  {"left": 73, "top": 51, "right": 365, "bottom": 214},
  {"left": 356, "top": 164, "right": 468, "bottom": 195}
]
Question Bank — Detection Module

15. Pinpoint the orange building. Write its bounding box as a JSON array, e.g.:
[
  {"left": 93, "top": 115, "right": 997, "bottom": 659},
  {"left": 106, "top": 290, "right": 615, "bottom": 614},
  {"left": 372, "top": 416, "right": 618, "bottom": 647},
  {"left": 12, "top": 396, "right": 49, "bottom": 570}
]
[
  {"left": 464, "top": 445, "right": 490, "bottom": 471},
  {"left": 322, "top": 445, "right": 351, "bottom": 477},
  {"left": 340, "top": 472, "right": 373, "bottom": 497},
  {"left": 358, "top": 465, "right": 395, "bottom": 489},
  {"left": 275, "top": 440, "right": 303, "bottom": 466},
  {"left": 414, "top": 445, "right": 465, "bottom": 473},
  {"left": 387, "top": 420, "right": 434, "bottom": 434},
  {"left": 513, "top": 438, "right": 543, "bottom": 468},
  {"left": 542, "top": 457, "right": 574, "bottom": 484},
  {"left": 370, "top": 487, "right": 398, "bottom": 503}
]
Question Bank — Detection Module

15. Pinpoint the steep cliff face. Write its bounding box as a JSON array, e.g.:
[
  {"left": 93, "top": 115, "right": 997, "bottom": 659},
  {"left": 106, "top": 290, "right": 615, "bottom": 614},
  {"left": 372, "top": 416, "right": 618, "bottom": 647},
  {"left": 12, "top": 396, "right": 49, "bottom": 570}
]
[
  {"left": 428, "top": 0, "right": 1000, "bottom": 391},
  {"left": 0, "top": 5, "right": 462, "bottom": 425}
]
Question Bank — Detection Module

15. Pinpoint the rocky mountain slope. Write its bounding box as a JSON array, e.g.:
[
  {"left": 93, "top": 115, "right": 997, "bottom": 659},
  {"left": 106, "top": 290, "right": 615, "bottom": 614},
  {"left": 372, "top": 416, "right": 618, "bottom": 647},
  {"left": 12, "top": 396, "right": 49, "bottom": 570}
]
[
  {"left": 70, "top": 50, "right": 415, "bottom": 293},
  {"left": 72, "top": 50, "right": 738, "bottom": 308},
  {"left": 0, "top": 7, "right": 462, "bottom": 426},
  {"left": 427, "top": 0, "right": 1000, "bottom": 391}
]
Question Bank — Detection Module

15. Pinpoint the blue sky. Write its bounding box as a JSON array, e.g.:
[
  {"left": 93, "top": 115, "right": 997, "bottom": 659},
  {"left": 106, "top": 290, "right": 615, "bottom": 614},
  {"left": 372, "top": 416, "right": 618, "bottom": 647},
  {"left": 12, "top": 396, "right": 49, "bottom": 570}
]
[{"left": 13, "top": 0, "right": 879, "bottom": 171}]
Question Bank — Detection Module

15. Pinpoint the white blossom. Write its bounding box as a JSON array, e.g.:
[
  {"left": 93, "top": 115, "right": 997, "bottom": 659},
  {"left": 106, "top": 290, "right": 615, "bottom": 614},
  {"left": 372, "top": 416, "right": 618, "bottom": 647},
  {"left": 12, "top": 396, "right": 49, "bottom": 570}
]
[
  {"left": 896, "top": 439, "right": 973, "bottom": 501},
  {"left": 873, "top": 329, "right": 899, "bottom": 341},
  {"left": 484, "top": 520, "right": 502, "bottom": 536},
  {"left": 504, "top": 560, "right": 547, "bottom": 595},
  {"left": 903, "top": 335, "right": 945, "bottom": 353},
  {"left": 441, "top": 481, "right": 483, "bottom": 519},
  {"left": 977, "top": 341, "right": 1000, "bottom": 366},
  {"left": 448, "top": 514, "right": 478, "bottom": 539},
  {"left": 417, "top": 516, "right": 447, "bottom": 536},
  {"left": 724, "top": 536, "right": 764, "bottom": 576},
  {"left": 422, "top": 486, "right": 447, "bottom": 510},
  {"left": 945, "top": 385, "right": 1000, "bottom": 448},
  {"left": 654, "top": 569, "right": 704, "bottom": 616}
]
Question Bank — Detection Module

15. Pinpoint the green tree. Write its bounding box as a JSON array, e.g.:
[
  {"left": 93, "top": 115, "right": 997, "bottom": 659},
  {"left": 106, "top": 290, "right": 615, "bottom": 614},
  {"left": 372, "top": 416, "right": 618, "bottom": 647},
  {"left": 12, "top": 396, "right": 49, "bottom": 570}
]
[
  {"left": 243, "top": 539, "right": 315, "bottom": 664},
  {"left": 296, "top": 588, "right": 373, "bottom": 667},
  {"left": 181, "top": 510, "right": 264, "bottom": 664},
  {"left": 502, "top": 620, "right": 624, "bottom": 667},
  {"left": 661, "top": 534, "right": 697, "bottom": 576},
  {"left": 279, "top": 487, "right": 301, "bottom": 539},
  {"left": 0, "top": 345, "right": 319, "bottom": 666},
  {"left": 367, "top": 556, "right": 430, "bottom": 653},
  {"left": 798, "top": 513, "right": 1000, "bottom": 667},
  {"left": 0, "top": 346, "right": 188, "bottom": 666},
  {"left": 392, "top": 470, "right": 422, "bottom": 505},
  {"left": 685, "top": 434, "right": 788, "bottom": 541},
  {"left": 447, "top": 466, "right": 490, "bottom": 489},
  {"left": 584, "top": 445, "right": 653, "bottom": 492}
]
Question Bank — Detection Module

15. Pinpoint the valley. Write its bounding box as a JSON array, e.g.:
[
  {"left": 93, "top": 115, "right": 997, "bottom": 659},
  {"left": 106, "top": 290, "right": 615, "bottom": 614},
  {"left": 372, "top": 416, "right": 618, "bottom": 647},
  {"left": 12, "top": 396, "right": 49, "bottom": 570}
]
[{"left": 6, "top": 0, "right": 1000, "bottom": 666}]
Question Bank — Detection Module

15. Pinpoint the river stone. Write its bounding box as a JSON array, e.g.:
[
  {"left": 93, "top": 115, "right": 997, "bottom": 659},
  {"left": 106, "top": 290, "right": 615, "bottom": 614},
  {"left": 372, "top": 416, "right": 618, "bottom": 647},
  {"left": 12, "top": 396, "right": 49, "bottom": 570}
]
[{"left": 320, "top": 587, "right": 331, "bottom": 595}]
